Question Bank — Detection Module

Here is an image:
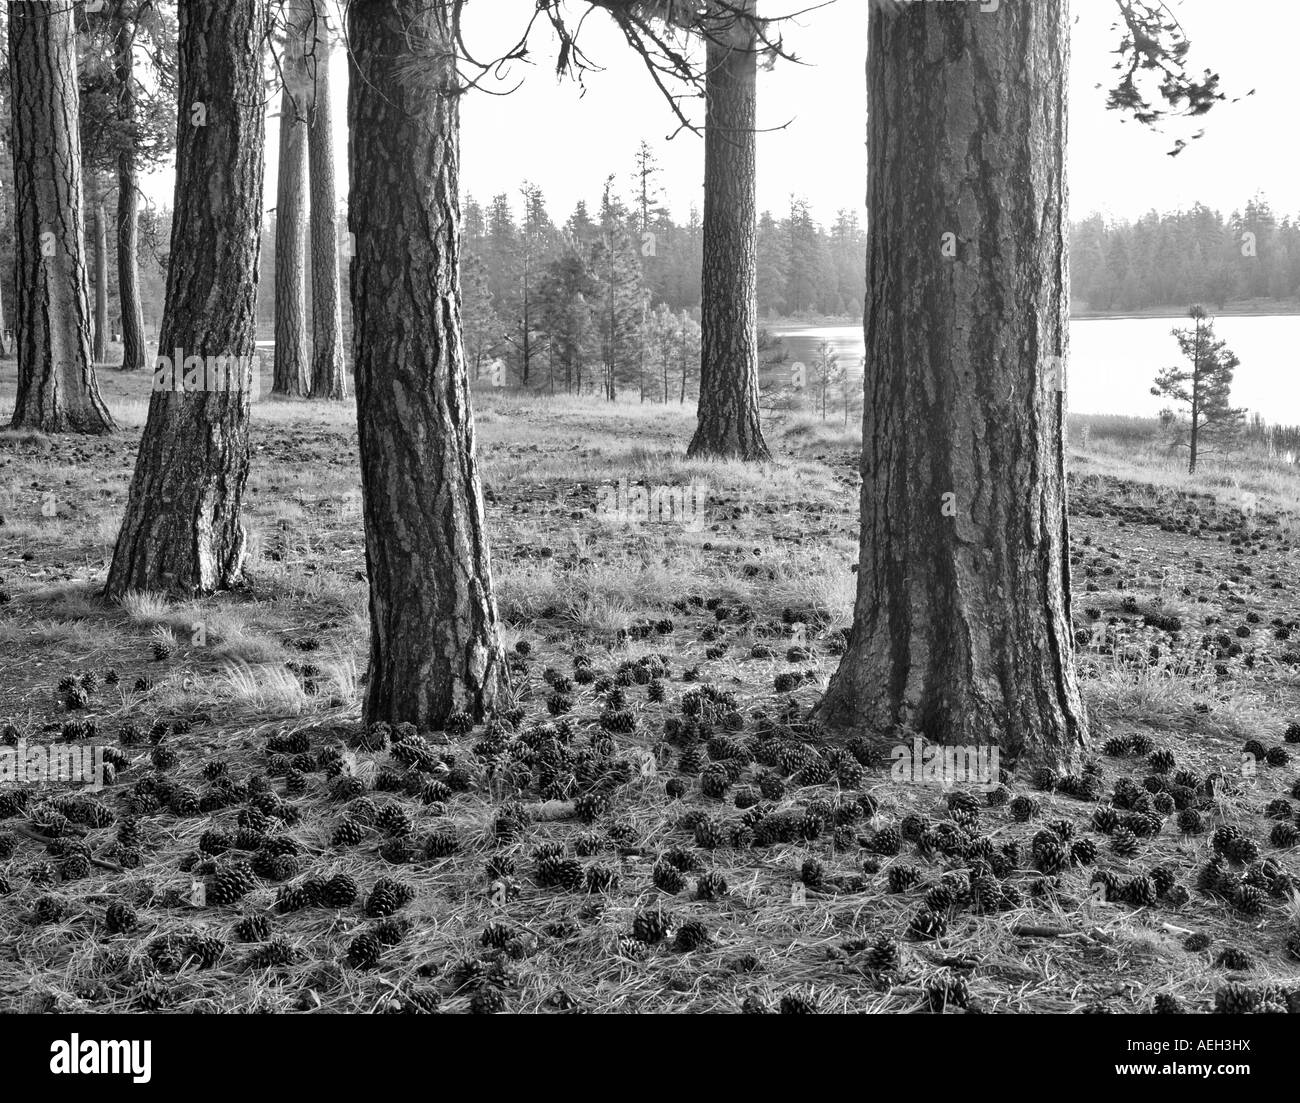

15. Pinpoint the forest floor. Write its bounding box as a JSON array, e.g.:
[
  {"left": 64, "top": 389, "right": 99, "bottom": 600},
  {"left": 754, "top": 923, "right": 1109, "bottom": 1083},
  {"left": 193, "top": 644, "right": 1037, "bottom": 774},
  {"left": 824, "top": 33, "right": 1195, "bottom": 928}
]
[{"left": 0, "top": 362, "right": 1298, "bottom": 1014}]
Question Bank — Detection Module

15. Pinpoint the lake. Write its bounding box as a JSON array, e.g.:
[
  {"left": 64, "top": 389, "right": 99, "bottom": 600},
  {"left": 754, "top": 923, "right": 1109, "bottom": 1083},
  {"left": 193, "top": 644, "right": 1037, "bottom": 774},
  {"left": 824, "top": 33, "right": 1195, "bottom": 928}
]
[{"left": 773, "top": 315, "right": 1300, "bottom": 425}]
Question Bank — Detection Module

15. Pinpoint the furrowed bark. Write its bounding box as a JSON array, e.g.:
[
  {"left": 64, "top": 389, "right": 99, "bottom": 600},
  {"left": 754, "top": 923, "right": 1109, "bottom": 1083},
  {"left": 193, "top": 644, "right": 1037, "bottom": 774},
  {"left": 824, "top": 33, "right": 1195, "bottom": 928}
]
[
  {"left": 92, "top": 175, "right": 109, "bottom": 363},
  {"left": 115, "top": 10, "right": 147, "bottom": 371},
  {"left": 272, "top": 0, "right": 309, "bottom": 397},
  {"left": 306, "top": 3, "right": 345, "bottom": 399},
  {"left": 816, "top": 1, "right": 1087, "bottom": 767},
  {"left": 348, "top": 0, "right": 506, "bottom": 727},
  {"left": 104, "top": 0, "right": 266, "bottom": 599},
  {"left": 7, "top": 1, "right": 115, "bottom": 434},
  {"left": 687, "top": 0, "right": 769, "bottom": 462}
]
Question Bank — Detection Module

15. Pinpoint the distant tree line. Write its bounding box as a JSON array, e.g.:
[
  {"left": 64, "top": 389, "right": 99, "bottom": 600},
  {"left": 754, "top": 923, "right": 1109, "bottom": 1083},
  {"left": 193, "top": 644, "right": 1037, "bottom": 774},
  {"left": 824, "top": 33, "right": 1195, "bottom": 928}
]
[
  {"left": 1073, "top": 196, "right": 1300, "bottom": 313},
  {"left": 451, "top": 152, "right": 868, "bottom": 396},
  {"left": 8, "top": 177, "right": 1298, "bottom": 389}
]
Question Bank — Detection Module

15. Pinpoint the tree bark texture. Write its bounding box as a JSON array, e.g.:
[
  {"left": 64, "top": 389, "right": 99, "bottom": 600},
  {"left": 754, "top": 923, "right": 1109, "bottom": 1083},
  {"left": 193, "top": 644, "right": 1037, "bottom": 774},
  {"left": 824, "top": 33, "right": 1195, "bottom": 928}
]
[
  {"left": 115, "top": 11, "right": 147, "bottom": 371},
  {"left": 306, "top": 3, "right": 345, "bottom": 399},
  {"left": 687, "top": 0, "right": 769, "bottom": 461},
  {"left": 815, "top": 1, "right": 1087, "bottom": 767},
  {"left": 347, "top": 0, "right": 506, "bottom": 728},
  {"left": 272, "top": 0, "right": 309, "bottom": 396},
  {"left": 92, "top": 175, "right": 109, "bottom": 362},
  {"left": 104, "top": 0, "right": 266, "bottom": 598},
  {"left": 7, "top": 1, "right": 115, "bottom": 433}
]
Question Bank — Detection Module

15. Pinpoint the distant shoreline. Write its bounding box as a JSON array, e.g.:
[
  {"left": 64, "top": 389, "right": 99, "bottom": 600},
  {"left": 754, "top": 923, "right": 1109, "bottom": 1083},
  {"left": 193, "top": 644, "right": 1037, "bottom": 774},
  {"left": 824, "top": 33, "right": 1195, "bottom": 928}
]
[
  {"left": 769, "top": 303, "right": 1300, "bottom": 331},
  {"left": 1072, "top": 303, "right": 1300, "bottom": 321}
]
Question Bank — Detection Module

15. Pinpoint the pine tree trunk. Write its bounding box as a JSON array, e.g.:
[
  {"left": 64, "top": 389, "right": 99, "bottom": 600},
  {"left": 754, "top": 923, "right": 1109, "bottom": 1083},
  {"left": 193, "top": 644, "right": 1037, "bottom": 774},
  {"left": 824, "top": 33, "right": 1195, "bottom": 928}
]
[
  {"left": 1188, "top": 315, "right": 1201, "bottom": 474},
  {"left": 0, "top": 169, "right": 7, "bottom": 358},
  {"left": 680, "top": 322, "right": 687, "bottom": 403},
  {"left": 0, "top": 238, "right": 7, "bottom": 358},
  {"left": 92, "top": 177, "right": 109, "bottom": 363},
  {"left": 7, "top": 2, "right": 114, "bottom": 433},
  {"left": 272, "top": 0, "right": 308, "bottom": 397},
  {"left": 115, "top": 10, "right": 147, "bottom": 371},
  {"left": 348, "top": 0, "right": 506, "bottom": 728},
  {"left": 816, "top": 2, "right": 1086, "bottom": 767},
  {"left": 687, "top": 0, "right": 769, "bottom": 461},
  {"left": 521, "top": 303, "right": 530, "bottom": 386},
  {"left": 306, "top": 4, "right": 345, "bottom": 399},
  {"left": 104, "top": 0, "right": 266, "bottom": 599}
]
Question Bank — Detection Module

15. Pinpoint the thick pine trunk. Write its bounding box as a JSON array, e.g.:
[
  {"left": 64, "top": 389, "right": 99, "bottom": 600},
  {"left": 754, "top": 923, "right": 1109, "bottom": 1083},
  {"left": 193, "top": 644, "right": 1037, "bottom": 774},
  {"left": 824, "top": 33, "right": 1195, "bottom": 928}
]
[
  {"left": 272, "top": 0, "right": 309, "bottom": 397},
  {"left": 687, "top": 0, "right": 769, "bottom": 462},
  {"left": 348, "top": 0, "right": 505, "bottom": 728},
  {"left": 92, "top": 177, "right": 109, "bottom": 363},
  {"left": 104, "top": 0, "right": 266, "bottom": 599},
  {"left": 115, "top": 12, "right": 147, "bottom": 371},
  {"left": 0, "top": 166, "right": 6, "bottom": 358},
  {"left": 816, "top": 2, "right": 1086, "bottom": 767},
  {"left": 306, "top": 6, "right": 346, "bottom": 399},
  {"left": 7, "top": 2, "right": 114, "bottom": 433}
]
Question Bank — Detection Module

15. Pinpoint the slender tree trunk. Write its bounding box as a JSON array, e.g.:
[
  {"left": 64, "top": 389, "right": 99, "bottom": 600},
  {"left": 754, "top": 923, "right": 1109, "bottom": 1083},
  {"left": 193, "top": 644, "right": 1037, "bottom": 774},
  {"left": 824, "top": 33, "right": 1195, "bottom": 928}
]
[
  {"left": 0, "top": 226, "right": 7, "bottom": 357},
  {"left": 680, "top": 319, "right": 687, "bottom": 403},
  {"left": 1188, "top": 313, "right": 1201, "bottom": 474},
  {"left": 687, "top": 0, "right": 769, "bottom": 461},
  {"left": 521, "top": 292, "right": 531, "bottom": 387},
  {"left": 114, "top": 10, "right": 147, "bottom": 371},
  {"left": 306, "top": 2, "right": 346, "bottom": 399},
  {"left": 816, "top": 1, "right": 1086, "bottom": 767},
  {"left": 92, "top": 176, "right": 109, "bottom": 363},
  {"left": 104, "top": 0, "right": 266, "bottom": 598},
  {"left": 606, "top": 248, "right": 615, "bottom": 401},
  {"left": 348, "top": 0, "right": 506, "bottom": 727},
  {"left": 272, "top": 0, "right": 309, "bottom": 396},
  {"left": 7, "top": 1, "right": 114, "bottom": 433}
]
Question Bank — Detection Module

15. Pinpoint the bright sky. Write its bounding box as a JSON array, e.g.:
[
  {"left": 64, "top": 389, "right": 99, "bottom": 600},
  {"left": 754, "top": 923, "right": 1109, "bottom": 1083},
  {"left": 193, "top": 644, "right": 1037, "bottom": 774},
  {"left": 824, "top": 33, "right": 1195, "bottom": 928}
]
[{"left": 142, "top": 0, "right": 1300, "bottom": 227}]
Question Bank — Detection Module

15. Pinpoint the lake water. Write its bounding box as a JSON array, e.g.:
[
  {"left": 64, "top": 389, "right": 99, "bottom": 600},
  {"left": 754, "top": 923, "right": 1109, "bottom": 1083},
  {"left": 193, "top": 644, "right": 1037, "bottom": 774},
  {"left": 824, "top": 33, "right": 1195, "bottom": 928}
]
[{"left": 773, "top": 315, "right": 1300, "bottom": 425}]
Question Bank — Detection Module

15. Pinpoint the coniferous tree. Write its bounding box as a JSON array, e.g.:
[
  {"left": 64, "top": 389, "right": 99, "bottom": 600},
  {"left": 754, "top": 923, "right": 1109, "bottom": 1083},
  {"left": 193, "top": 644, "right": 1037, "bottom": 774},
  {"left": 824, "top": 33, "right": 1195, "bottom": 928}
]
[
  {"left": 348, "top": 0, "right": 505, "bottom": 727},
  {"left": 272, "top": 0, "right": 309, "bottom": 396},
  {"left": 537, "top": 246, "right": 598, "bottom": 394},
  {"left": 76, "top": 0, "right": 177, "bottom": 372},
  {"left": 818, "top": 0, "right": 1086, "bottom": 765},
  {"left": 306, "top": 0, "right": 346, "bottom": 399},
  {"left": 106, "top": 0, "right": 266, "bottom": 595},
  {"left": 461, "top": 249, "right": 501, "bottom": 384},
  {"left": 507, "top": 182, "right": 553, "bottom": 387},
  {"left": 90, "top": 172, "right": 109, "bottom": 362},
  {"left": 1150, "top": 306, "right": 1245, "bottom": 473},
  {"left": 7, "top": 0, "right": 114, "bottom": 433},
  {"left": 686, "top": 0, "right": 768, "bottom": 458},
  {"left": 592, "top": 177, "right": 644, "bottom": 401}
]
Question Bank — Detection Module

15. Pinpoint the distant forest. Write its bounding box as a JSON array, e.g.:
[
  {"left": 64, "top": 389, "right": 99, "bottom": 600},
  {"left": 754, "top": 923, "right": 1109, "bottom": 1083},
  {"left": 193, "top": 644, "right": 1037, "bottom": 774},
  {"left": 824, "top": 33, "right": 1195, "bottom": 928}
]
[
  {"left": 1072, "top": 196, "right": 1300, "bottom": 313},
  {"left": 5, "top": 144, "right": 1297, "bottom": 395}
]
